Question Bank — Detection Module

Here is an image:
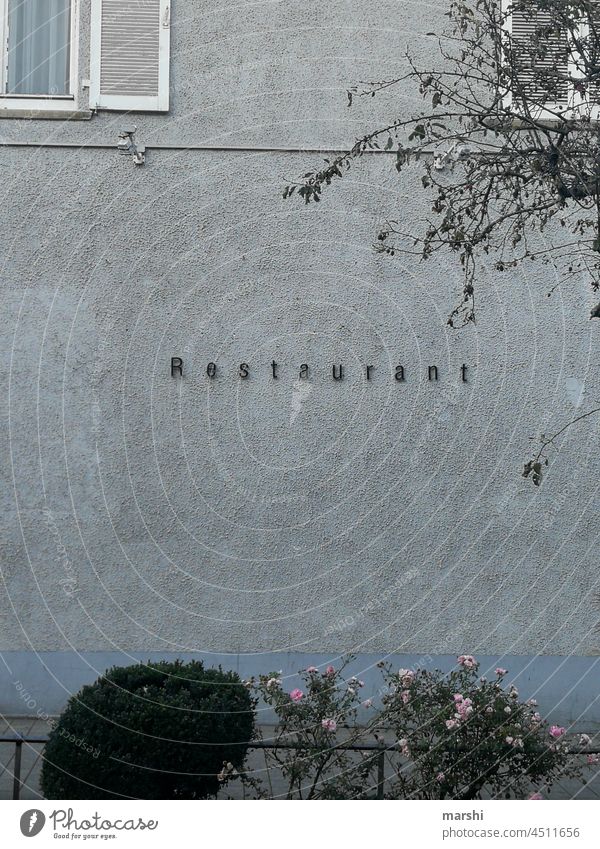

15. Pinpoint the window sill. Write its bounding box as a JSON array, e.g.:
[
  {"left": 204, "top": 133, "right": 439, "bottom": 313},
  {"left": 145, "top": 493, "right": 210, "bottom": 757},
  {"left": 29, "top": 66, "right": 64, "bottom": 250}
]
[{"left": 0, "top": 107, "right": 92, "bottom": 120}]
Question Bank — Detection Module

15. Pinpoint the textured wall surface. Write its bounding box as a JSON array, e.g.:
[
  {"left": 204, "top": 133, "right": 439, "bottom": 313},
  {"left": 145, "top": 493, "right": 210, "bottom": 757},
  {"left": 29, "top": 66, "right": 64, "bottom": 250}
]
[{"left": 1, "top": 1, "right": 600, "bottom": 718}]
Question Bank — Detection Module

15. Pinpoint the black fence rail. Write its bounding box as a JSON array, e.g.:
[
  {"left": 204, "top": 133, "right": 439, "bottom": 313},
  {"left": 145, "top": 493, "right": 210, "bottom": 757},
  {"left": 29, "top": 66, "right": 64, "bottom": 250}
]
[
  {"left": 1, "top": 735, "right": 48, "bottom": 800},
  {"left": 0, "top": 735, "right": 391, "bottom": 800},
  {"left": 243, "top": 739, "right": 390, "bottom": 799},
  {"left": 2, "top": 735, "right": 599, "bottom": 801}
]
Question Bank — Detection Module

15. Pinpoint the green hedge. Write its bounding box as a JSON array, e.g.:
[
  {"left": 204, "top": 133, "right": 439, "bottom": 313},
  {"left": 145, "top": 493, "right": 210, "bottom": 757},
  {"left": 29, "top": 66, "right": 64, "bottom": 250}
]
[{"left": 40, "top": 660, "right": 255, "bottom": 799}]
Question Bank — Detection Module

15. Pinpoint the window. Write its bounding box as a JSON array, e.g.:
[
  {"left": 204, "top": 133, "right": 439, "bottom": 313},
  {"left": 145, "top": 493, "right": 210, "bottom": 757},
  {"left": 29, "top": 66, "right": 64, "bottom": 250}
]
[
  {"left": 0, "top": 0, "right": 170, "bottom": 116},
  {"left": 0, "top": 0, "right": 78, "bottom": 110},
  {"left": 507, "top": 3, "right": 569, "bottom": 109},
  {"left": 503, "top": 0, "right": 600, "bottom": 119}
]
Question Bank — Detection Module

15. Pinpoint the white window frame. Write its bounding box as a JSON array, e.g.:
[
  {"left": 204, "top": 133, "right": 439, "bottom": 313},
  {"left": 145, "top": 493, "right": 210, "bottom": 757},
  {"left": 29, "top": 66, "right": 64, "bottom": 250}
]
[
  {"left": 0, "top": 0, "right": 79, "bottom": 114},
  {"left": 89, "top": 0, "right": 170, "bottom": 112},
  {"left": 502, "top": 0, "right": 600, "bottom": 121}
]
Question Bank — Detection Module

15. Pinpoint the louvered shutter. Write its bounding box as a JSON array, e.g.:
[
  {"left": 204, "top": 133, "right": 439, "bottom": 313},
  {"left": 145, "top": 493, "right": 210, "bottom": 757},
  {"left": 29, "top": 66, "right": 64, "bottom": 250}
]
[
  {"left": 90, "top": 0, "right": 170, "bottom": 111},
  {"left": 580, "top": 3, "right": 600, "bottom": 107},
  {"left": 509, "top": 4, "right": 569, "bottom": 107}
]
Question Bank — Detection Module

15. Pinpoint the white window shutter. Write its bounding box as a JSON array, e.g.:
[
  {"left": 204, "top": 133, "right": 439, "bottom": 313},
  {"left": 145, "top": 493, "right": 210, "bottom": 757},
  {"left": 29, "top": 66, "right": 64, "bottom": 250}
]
[
  {"left": 508, "top": 4, "right": 569, "bottom": 107},
  {"left": 578, "top": 6, "right": 600, "bottom": 107},
  {"left": 90, "top": 0, "right": 170, "bottom": 112}
]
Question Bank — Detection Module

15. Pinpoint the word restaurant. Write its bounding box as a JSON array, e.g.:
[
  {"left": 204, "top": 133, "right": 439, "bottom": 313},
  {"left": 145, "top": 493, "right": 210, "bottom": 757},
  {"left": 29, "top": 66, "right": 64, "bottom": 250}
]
[{"left": 170, "top": 359, "right": 472, "bottom": 383}]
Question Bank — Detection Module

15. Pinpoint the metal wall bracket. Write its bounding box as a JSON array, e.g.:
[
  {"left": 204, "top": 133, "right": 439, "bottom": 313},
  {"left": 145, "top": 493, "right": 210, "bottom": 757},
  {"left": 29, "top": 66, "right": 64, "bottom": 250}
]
[{"left": 117, "top": 126, "right": 146, "bottom": 166}]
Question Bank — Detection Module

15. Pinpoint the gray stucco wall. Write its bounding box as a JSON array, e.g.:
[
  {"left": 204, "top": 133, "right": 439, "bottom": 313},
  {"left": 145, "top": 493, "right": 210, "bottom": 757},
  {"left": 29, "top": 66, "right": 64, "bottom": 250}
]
[{"left": 1, "top": 1, "right": 600, "bottom": 718}]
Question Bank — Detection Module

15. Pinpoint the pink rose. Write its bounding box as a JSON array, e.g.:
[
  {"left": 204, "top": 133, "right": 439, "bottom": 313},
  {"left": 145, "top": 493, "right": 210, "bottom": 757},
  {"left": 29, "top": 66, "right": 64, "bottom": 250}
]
[
  {"left": 457, "top": 655, "right": 477, "bottom": 669},
  {"left": 362, "top": 698, "right": 373, "bottom": 708},
  {"left": 436, "top": 772, "right": 445, "bottom": 782},
  {"left": 586, "top": 754, "right": 600, "bottom": 765},
  {"left": 397, "top": 738, "right": 410, "bottom": 757},
  {"left": 549, "top": 725, "right": 565, "bottom": 739},
  {"left": 321, "top": 718, "right": 337, "bottom": 732},
  {"left": 306, "top": 666, "right": 318, "bottom": 673},
  {"left": 456, "top": 699, "right": 473, "bottom": 720},
  {"left": 290, "top": 688, "right": 304, "bottom": 702},
  {"left": 401, "top": 690, "right": 411, "bottom": 704},
  {"left": 495, "top": 667, "right": 508, "bottom": 676},
  {"left": 445, "top": 719, "right": 458, "bottom": 730},
  {"left": 453, "top": 694, "right": 464, "bottom": 702},
  {"left": 325, "top": 665, "right": 335, "bottom": 676},
  {"left": 398, "top": 669, "right": 415, "bottom": 687}
]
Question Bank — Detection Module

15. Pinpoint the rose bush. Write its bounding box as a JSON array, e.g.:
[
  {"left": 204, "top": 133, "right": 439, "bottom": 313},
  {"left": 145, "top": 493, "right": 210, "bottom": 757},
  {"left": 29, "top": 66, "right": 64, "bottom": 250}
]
[
  {"left": 252, "top": 661, "right": 381, "bottom": 799},
  {"left": 379, "top": 656, "right": 584, "bottom": 799},
  {"left": 247, "top": 655, "right": 587, "bottom": 800}
]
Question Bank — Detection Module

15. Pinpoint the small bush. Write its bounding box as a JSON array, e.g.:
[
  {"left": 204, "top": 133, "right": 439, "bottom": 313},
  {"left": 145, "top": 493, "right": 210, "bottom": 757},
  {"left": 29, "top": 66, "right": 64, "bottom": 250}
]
[{"left": 41, "top": 660, "right": 255, "bottom": 799}]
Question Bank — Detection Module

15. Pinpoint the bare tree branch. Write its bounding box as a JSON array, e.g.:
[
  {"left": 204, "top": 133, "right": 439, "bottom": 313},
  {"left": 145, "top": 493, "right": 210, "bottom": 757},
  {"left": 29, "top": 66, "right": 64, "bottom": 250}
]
[{"left": 285, "top": 0, "right": 600, "bottom": 484}]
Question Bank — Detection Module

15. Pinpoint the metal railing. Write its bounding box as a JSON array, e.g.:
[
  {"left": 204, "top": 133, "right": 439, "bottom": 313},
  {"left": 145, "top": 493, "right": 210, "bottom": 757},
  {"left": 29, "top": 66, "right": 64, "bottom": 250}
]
[
  {"left": 244, "top": 739, "right": 390, "bottom": 799},
  {"left": 1, "top": 735, "right": 48, "bottom": 800},
  {"left": 2, "top": 735, "right": 598, "bottom": 801},
  {"left": 0, "top": 735, "right": 390, "bottom": 800}
]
